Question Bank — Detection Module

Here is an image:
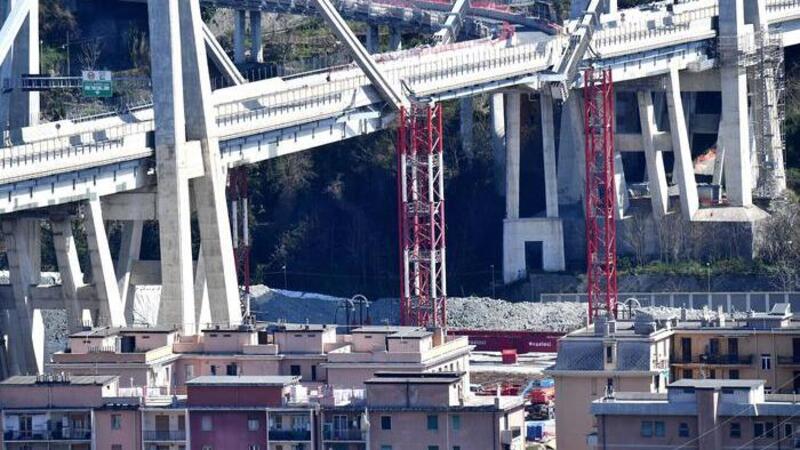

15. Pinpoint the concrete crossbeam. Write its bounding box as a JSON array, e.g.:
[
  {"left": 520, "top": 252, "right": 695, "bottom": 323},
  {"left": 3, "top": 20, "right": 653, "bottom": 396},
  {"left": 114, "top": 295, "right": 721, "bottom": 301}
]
[
  {"left": 505, "top": 91, "right": 520, "bottom": 220},
  {"left": 637, "top": 91, "right": 669, "bottom": 217},
  {"left": 666, "top": 67, "right": 699, "bottom": 220}
]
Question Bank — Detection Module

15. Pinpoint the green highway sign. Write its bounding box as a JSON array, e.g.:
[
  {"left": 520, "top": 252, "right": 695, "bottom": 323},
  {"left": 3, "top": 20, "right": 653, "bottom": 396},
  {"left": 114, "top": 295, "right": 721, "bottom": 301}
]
[{"left": 82, "top": 70, "right": 113, "bottom": 98}]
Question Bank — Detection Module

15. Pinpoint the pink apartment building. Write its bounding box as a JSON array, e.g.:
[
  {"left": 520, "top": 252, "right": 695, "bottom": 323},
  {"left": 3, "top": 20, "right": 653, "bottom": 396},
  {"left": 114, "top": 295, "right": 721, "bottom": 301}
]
[{"left": 49, "top": 323, "right": 472, "bottom": 396}]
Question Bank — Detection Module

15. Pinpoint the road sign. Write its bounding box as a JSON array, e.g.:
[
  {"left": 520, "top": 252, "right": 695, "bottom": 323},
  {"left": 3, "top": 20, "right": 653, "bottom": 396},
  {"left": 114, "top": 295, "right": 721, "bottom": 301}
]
[{"left": 81, "top": 70, "right": 113, "bottom": 98}]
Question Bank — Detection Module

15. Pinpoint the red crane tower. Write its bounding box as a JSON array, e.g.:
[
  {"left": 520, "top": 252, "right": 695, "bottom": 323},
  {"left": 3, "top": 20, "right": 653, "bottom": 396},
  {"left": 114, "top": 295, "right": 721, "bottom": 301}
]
[
  {"left": 397, "top": 103, "right": 447, "bottom": 328},
  {"left": 583, "top": 67, "right": 618, "bottom": 322}
]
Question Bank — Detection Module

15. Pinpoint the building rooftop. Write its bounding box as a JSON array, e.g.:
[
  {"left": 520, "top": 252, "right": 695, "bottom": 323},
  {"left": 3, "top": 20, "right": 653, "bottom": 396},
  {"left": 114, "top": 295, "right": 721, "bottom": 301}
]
[
  {"left": 1, "top": 375, "right": 118, "bottom": 386},
  {"left": 669, "top": 379, "right": 764, "bottom": 390},
  {"left": 186, "top": 375, "right": 300, "bottom": 387},
  {"left": 351, "top": 325, "right": 420, "bottom": 334},
  {"left": 366, "top": 372, "right": 462, "bottom": 385},
  {"left": 269, "top": 323, "right": 334, "bottom": 332},
  {"left": 387, "top": 329, "right": 433, "bottom": 339},
  {"left": 70, "top": 325, "right": 178, "bottom": 338}
]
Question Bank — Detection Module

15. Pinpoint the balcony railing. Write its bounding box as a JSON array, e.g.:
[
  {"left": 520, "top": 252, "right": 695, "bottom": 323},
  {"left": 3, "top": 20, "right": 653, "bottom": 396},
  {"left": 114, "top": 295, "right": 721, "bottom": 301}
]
[
  {"left": 269, "top": 429, "right": 312, "bottom": 441},
  {"left": 323, "top": 428, "right": 365, "bottom": 441},
  {"left": 4, "top": 429, "right": 92, "bottom": 441},
  {"left": 778, "top": 356, "right": 800, "bottom": 366},
  {"left": 673, "top": 354, "right": 753, "bottom": 365},
  {"left": 143, "top": 430, "right": 187, "bottom": 441}
]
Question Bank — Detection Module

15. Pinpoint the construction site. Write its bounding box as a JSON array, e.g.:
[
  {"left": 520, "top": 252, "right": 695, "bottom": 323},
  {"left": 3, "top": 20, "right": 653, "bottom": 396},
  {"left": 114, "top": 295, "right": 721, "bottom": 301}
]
[{"left": 0, "top": 0, "right": 799, "bottom": 448}]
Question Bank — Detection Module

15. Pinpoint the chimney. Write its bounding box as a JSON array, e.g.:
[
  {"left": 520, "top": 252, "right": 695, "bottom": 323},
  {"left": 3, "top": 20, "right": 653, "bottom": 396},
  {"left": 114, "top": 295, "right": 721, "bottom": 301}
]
[{"left": 432, "top": 327, "right": 445, "bottom": 346}]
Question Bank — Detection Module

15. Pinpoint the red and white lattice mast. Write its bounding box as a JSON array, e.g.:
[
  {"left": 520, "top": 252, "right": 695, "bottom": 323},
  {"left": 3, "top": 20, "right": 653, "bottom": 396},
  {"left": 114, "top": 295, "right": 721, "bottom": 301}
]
[
  {"left": 583, "top": 67, "right": 617, "bottom": 323},
  {"left": 397, "top": 103, "right": 447, "bottom": 328}
]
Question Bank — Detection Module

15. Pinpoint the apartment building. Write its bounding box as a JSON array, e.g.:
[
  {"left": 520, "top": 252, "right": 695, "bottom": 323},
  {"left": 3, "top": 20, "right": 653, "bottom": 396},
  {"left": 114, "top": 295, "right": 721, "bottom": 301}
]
[
  {"left": 550, "top": 303, "right": 800, "bottom": 450},
  {"left": 49, "top": 323, "right": 472, "bottom": 396},
  {"left": 591, "top": 378, "right": 800, "bottom": 450},
  {"left": 544, "top": 314, "right": 673, "bottom": 450},
  {"left": 1, "top": 371, "right": 520, "bottom": 450}
]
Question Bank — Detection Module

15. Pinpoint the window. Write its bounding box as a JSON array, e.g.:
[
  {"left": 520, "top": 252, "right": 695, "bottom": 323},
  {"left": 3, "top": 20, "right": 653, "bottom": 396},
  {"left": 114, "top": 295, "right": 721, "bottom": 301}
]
[
  {"left": 762, "top": 354, "right": 773, "bottom": 370},
  {"left": 381, "top": 446, "right": 392, "bottom": 450},
  {"left": 185, "top": 364, "right": 195, "bottom": 381},
  {"left": 112, "top": 445, "right": 122, "bottom": 450},
  {"left": 311, "top": 365, "right": 317, "bottom": 381},
  {"left": 210, "top": 365, "right": 217, "bottom": 375},
  {"left": 451, "top": 415, "right": 461, "bottom": 431},
  {"left": 247, "top": 418, "right": 260, "bottom": 431},
  {"left": 755, "top": 422, "right": 768, "bottom": 438},
  {"left": 202, "top": 446, "right": 213, "bottom": 450},
  {"left": 427, "top": 447, "right": 440, "bottom": 450},
  {"left": 731, "top": 423, "right": 741, "bottom": 438},
  {"left": 766, "top": 386, "right": 773, "bottom": 394},
  {"left": 226, "top": 363, "right": 238, "bottom": 376},
  {"left": 641, "top": 421, "right": 653, "bottom": 437},
  {"left": 111, "top": 414, "right": 122, "bottom": 430},
  {"left": 605, "top": 345, "right": 613, "bottom": 363},
  {"left": 381, "top": 416, "right": 391, "bottom": 430},
  {"left": 682, "top": 369, "right": 693, "bottom": 379},
  {"left": 654, "top": 421, "right": 665, "bottom": 437},
  {"left": 248, "top": 445, "right": 259, "bottom": 450},
  {"left": 785, "top": 423, "right": 794, "bottom": 439},
  {"left": 767, "top": 422, "right": 775, "bottom": 438},
  {"left": 679, "top": 423, "right": 690, "bottom": 437},
  {"left": 453, "top": 447, "right": 461, "bottom": 450},
  {"left": 427, "top": 415, "right": 439, "bottom": 431},
  {"left": 729, "top": 369, "right": 740, "bottom": 380},
  {"left": 709, "top": 369, "right": 716, "bottom": 379},
  {"left": 290, "top": 365, "right": 301, "bottom": 376},
  {"left": 201, "top": 416, "right": 213, "bottom": 431}
]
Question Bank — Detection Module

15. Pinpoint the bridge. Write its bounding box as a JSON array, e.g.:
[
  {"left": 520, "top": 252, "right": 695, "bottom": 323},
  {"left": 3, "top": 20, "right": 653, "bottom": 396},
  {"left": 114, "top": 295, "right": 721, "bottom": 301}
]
[{"left": 0, "top": 0, "right": 797, "bottom": 376}]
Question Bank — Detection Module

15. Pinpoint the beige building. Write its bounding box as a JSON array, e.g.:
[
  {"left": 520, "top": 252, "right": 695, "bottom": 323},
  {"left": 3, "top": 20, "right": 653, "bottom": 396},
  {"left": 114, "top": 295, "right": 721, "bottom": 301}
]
[
  {"left": 545, "top": 315, "right": 673, "bottom": 450},
  {"left": 591, "top": 378, "right": 800, "bottom": 450}
]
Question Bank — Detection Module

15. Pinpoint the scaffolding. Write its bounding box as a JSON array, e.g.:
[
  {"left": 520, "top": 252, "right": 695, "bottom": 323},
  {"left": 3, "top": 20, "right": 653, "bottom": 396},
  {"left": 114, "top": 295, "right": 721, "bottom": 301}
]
[
  {"left": 583, "top": 67, "right": 617, "bottom": 323},
  {"left": 228, "top": 166, "right": 252, "bottom": 318},
  {"left": 717, "top": 30, "right": 786, "bottom": 199},
  {"left": 398, "top": 103, "right": 447, "bottom": 328}
]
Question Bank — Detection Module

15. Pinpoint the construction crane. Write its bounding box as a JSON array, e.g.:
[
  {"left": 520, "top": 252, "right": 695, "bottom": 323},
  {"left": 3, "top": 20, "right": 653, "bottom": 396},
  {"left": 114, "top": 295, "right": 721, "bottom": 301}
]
[{"left": 312, "top": 0, "right": 446, "bottom": 328}]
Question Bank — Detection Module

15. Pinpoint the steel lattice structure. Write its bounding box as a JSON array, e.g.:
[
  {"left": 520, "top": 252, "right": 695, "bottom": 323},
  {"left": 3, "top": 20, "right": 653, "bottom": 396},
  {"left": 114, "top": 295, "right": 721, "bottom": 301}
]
[
  {"left": 228, "top": 166, "right": 252, "bottom": 316},
  {"left": 398, "top": 103, "right": 447, "bottom": 328},
  {"left": 583, "top": 67, "right": 617, "bottom": 322}
]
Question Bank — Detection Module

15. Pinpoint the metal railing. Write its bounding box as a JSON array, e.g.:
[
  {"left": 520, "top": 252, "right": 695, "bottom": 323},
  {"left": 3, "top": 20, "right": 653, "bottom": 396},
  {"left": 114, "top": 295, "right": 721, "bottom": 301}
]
[
  {"left": 777, "top": 356, "right": 800, "bottom": 365},
  {"left": 323, "top": 428, "right": 365, "bottom": 441},
  {"left": 673, "top": 353, "right": 753, "bottom": 365},
  {"left": 268, "top": 429, "right": 312, "bottom": 441},
  {"left": 3, "top": 429, "right": 92, "bottom": 441},
  {"left": 143, "top": 430, "right": 187, "bottom": 441}
]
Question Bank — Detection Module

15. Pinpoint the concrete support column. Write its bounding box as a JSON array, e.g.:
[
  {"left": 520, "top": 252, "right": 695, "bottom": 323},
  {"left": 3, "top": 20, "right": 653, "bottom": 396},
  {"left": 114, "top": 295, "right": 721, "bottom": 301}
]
[
  {"left": 389, "top": 27, "right": 402, "bottom": 51},
  {"left": 51, "top": 218, "right": 85, "bottom": 333},
  {"left": 179, "top": 0, "right": 242, "bottom": 326},
  {"left": 148, "top": 0, "right": 197, "bottom": 334},
  {"left": 557, "top": 92, "right": 586, "bottom": 206},
  {"left": 505, "top": 91, "right": 521, "bottom": 220},
  {"left": 366, "top": 25, "right": 379, "bottom": 54},
  {"left": 540, "top": 91, "right": 559, "bottom": 218},
  {"left": 115, "top": 220, "right": 143, "bottom": 323},
  {"left": 718, "top": 0, "right": 752, "bottom": 207},
  {"left": 490, "top": 93, "right": 506, "bottom": 196},
  {"left": 460, "top": 97, "right": 473, "bottom": 159},
  {"left": 84, "top": 199, "right": 126, "bottom": 327},
  {"left": 666, "top": 67, "right": 699, "bottom": 219},
  {"left": 233, "top": 9, "right": 247, "bottom": 64},
  {"left": 637, "top": 91, "right": 669, "bottom": 217},
  {"left": 0, "top": 0, "right": 40, "bottom": 130},
  {"left": 1, "top": 218, "right": 44, "bottom": 375},
  {"left": 249, "top": 10, "right": 263, "bottom": 63}
]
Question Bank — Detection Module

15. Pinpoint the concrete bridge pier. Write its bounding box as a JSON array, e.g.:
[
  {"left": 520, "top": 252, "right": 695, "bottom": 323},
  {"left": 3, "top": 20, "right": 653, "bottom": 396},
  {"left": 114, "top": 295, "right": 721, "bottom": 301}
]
[
  {"left": 490, "top": 93, "right": 506, "bottom": 196},
  {"left": 1, "top": 217, "right": 44, "bottom": 375},
  {"left": 84, "top": 199, "right": 126, "bottom": 328},
  {"left": 115, "top": 220, "right": 143, "bottom": 323},
  {"left": 667, "top": 66, "right": 700, "bottom": 219},
  {"left": 51, "top": 217, "right": 86, "bottom": 334},
  {"left": 389, "top": 27, "right": 402, "bottom": 51},
  {"left": 250, "top": 10, "right": 263, "bottom": 63},
  {"left": 234, "top": 9, "right": 247, "bottom": 64},
  {"left": 502, "top": 90, "right": 565, "bottom": 283},
  {"left": 637, "top": 91, "right": 669, "bottom": 218},
  {"left": 366, "top": 25, "right": 380, "bottom": 53},
  {"left": 460, "top": 97, "right": 473, "bottom": 159}
]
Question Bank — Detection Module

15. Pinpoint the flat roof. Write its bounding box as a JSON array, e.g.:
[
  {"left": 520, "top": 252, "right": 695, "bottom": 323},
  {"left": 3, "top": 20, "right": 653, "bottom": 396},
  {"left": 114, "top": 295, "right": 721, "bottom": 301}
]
[
  {"left": 186, "top": 375, "right": 300, "bottom": 387},
  {"left": 669, "top": 379, "right": 764, "bottom": 389},
  {"left": 70, "top": 325, "right": 178, "bottom": 338},
  {"left": 387, "top": 329, "right": 432, "bottom": 339},
  {"left": 366, "top": 372, "right": 461, "bottom": 385},
  {"left": 271, "top": 323, "right": 333, "bottom": 332},
  {"left": 1, "top": 375, "right": 118, "bottom": 386},
  {"left": 352, "top": 326, "right": 420, "bottom": 334}
]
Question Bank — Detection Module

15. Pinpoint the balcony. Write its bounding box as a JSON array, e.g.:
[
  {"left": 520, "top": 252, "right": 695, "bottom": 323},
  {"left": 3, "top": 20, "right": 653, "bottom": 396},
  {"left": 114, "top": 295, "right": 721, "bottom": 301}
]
[
  {"left": 269, "top": 429, "right": 312, "bottom": 441},
  {"left": 4, "top": 429, "right": 92, "bottom": 441},
  {"left": 323, "top": 428, "right": 365, "bottom": 441},
  {"left": 143, "top": 430, "right": 187, "bottom": 441},
  {"left": 778, "top": 356, "right": 800, "bottom": 366},
  {"left": 673, "top": 354, "right": 753, "bottom": 365}
]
